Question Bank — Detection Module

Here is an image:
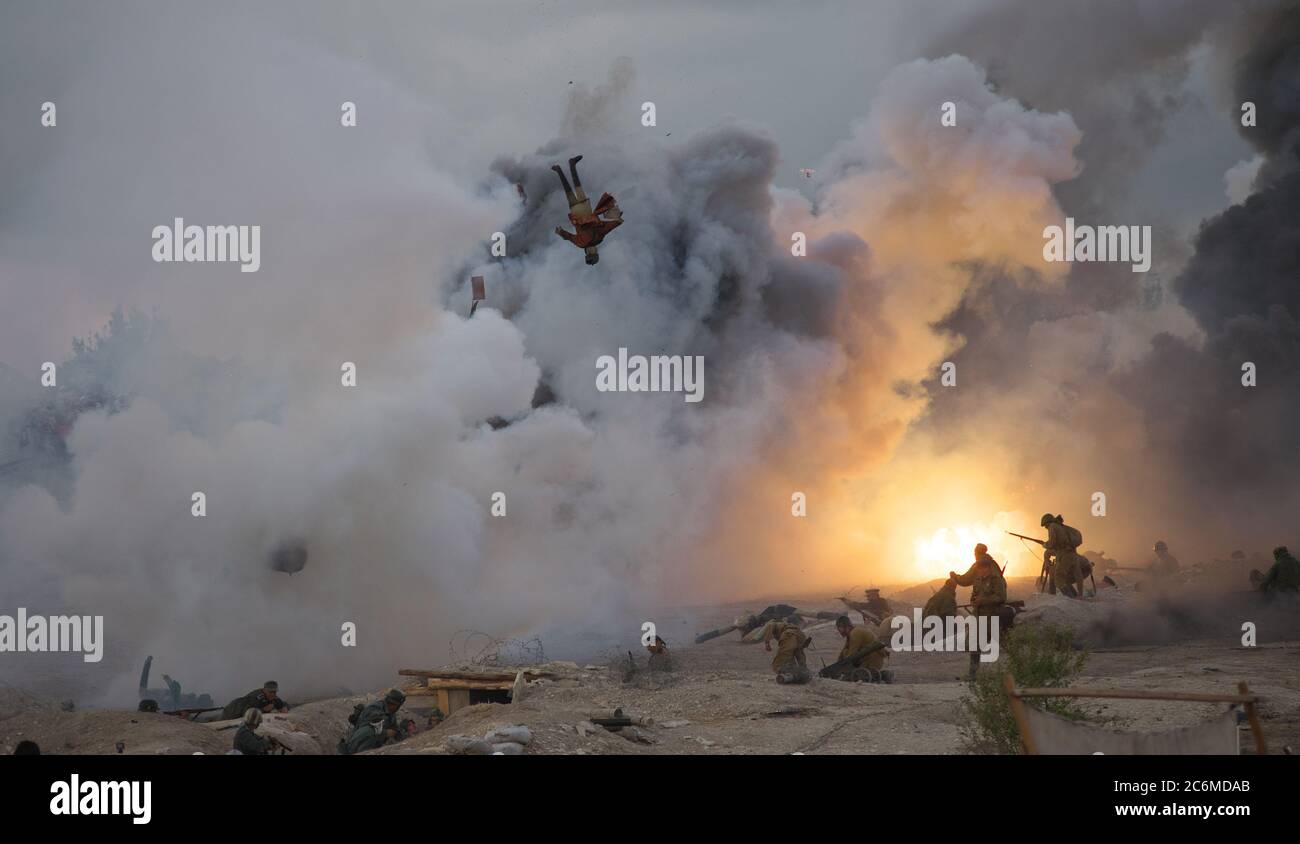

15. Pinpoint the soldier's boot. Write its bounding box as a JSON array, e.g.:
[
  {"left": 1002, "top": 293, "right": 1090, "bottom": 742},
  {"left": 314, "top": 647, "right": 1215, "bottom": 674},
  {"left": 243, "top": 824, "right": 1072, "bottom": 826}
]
[
  {"left": 568, "top": 156, "right": 588, "bottom": 203},
  {"left": 776, "top": 664, "right": 811, "bottom": 685},
  {"left": 551, "top": 165, "right": 577, "bottom": 205}
]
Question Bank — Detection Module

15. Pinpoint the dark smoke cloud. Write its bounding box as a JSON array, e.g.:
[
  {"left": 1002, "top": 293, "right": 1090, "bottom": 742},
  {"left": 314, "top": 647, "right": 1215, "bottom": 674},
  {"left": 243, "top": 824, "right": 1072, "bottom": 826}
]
[{"left": 1114, "top": 3, "right": 1300, "bottom": 498}]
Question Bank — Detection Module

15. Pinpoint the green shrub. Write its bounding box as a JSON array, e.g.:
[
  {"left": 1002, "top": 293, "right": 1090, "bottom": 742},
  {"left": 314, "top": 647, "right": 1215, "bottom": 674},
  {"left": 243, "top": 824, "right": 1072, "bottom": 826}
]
[{"left": 960, "top": 623, "right": 1088, "bottom": 754}]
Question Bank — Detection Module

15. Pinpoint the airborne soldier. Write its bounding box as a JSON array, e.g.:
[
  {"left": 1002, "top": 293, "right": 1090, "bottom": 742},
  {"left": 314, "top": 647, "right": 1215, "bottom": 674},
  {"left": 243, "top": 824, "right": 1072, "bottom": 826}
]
[{"left": 552, "top": 155, "right": 623, "bottom": 265}]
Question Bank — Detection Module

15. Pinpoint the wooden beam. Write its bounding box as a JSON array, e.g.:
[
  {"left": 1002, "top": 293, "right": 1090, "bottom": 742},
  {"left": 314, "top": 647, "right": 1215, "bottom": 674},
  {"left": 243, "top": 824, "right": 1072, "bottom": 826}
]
[
  {"left": 398, "top": 669, "right": 554, "bottom": 681},
  {"left": 1015, "top": 687, "right": 1258, "bottom": 704},
  {"left": 1003, "top": 674, "right": 1036, "bottom": 755},
  {"left": 403, "top": 683, "right": 513, "bottom": 695},
  {"left": 426, "top": 679, "right": 514, "bottom": 691},
  {"left": 1240, "top": 682, "right": 1268, "bottom": 755}
]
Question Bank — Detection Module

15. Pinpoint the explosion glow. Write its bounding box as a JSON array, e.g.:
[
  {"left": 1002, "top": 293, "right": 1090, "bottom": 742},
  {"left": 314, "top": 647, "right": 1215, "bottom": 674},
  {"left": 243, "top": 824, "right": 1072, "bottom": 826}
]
[{"left": 911, "top": 515, "right": 1034, "bottom": 580}]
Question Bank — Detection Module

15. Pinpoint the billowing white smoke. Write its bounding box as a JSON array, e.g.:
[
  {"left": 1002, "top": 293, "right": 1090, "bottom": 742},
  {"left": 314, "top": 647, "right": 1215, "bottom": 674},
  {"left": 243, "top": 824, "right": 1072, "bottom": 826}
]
[{"left": 0, "top": 22, "right": 1155, "bottom": 704}]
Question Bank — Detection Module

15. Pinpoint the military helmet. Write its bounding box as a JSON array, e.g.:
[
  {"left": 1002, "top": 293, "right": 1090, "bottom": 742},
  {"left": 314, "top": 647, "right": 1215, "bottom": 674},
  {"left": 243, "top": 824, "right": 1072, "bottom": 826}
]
[
  {"left": 385, "top": 688, "right": 406, "bottom": 706},
  {"left": 263, "top": 680, "right": 279, "bottom": 692},
  {"left": 1154, "top": 540, "right": 1168, "bottom": 552},
  {"left": 1274, "top": 546, "right": 1290, "bottom": 560},
  {"left": 1040, "top": 513, "right": 1055, "bottom": 527},
  {"left": 974, "top": 543, "right": 988, "bottom": 555}
]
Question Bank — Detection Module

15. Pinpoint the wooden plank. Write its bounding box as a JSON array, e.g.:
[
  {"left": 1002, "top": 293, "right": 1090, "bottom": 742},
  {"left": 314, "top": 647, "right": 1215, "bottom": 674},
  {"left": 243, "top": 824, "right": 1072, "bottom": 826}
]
[
  {"left": 1016, "top": 687, "right": 1258, "bottom": 704},
  {"left": 398, "top": 669, "right": 554, "bottom": 681},
  {"left": 1003, "top": 675, "right": 1037, "bottom": 755},
  {"left": 422, "top": 679, "right": 514, "bottom": 691},
  {"left": 444, "top": 689, "right": 471, "bottom": 714},
  {"left": 1240, "top": 682, "right": 1268, "bottom": 755}
]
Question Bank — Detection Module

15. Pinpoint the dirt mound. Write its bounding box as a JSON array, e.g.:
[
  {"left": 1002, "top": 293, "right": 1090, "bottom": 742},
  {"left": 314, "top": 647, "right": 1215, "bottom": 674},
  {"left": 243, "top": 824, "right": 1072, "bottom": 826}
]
[
  {"left": 0, "top": 709, "right": 229, "bottom": 755},
  {"left": 0, "top": 683, "right": 59, "bottom": 721}
]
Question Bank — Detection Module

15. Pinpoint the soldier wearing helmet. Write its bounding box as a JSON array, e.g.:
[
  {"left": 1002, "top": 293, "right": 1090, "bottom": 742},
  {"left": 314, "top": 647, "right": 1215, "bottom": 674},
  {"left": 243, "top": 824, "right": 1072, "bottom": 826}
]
[
  {"left": 1043, "top": 514, "right": 1087, "bottom": 598},
  {"left": 1149, "top": 540, "right": 1181, "bottom": 579}
]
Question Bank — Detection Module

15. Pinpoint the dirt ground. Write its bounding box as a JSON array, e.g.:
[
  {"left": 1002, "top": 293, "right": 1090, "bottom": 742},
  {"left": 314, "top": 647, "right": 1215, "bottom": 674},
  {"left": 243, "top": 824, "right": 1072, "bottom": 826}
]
[{"left": 4, "top": 585, "right": 1297, "bottom": 755}]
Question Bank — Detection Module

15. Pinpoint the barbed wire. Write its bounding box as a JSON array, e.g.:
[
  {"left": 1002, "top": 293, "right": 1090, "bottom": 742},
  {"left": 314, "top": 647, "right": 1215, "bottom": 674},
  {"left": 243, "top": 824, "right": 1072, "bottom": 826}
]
[{"left": 448, "top": 629, "right": 546, "bottom": 666}]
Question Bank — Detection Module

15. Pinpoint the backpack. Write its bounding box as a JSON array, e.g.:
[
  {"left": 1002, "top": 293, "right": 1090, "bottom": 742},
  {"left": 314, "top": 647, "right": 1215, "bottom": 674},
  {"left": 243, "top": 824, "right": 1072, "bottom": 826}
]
[{"left": 1062, "top": 523, "right": 1083, "bottom": 548}]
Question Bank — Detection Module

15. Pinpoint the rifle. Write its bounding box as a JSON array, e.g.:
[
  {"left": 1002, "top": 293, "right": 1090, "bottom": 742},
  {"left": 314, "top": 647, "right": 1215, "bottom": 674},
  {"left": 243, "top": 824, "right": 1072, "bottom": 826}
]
[
  {"left": 1008, "top": 531, "right": 1053, "bottom": 592},
  {"left": 817, "top": 641, "right": 887, "bottom": 679},
  {"left": 956, "top": 600, "right": 1025, "bottom": 610},
  {"left": 162, "top": 706, "right": 223, "bottom": 721}
]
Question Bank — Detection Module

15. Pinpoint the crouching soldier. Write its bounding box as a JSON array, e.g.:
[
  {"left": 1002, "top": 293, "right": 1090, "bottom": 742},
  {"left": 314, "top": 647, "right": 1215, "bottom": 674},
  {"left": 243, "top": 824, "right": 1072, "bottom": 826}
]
[
  {"left": 923, "top": 577, "right": 959, "bottom": 621},
  {"left": 1253, "top": 546, "right": 1300, "bottom": 595},
  {"left": 762, "top": 617, "right": 812, "bottom": 684},
  {"left": 832, "top": 615, "right": 891, "bottom": 683},
  {"left": 341, "top": 689, "right": 411, "bottom": 754},
  {"left": 233, "top": 708, "right": 281, "bottom": 755}
]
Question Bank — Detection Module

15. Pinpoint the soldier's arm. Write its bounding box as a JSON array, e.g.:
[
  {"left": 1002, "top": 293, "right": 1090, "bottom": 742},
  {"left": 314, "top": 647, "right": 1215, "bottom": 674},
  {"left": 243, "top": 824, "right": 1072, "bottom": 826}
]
[
  {"left": 554, "top": 227, "right": 578, "bottom": 243},
  {"left": 952, "top": 564, "right": 978, "bottom": 586}
]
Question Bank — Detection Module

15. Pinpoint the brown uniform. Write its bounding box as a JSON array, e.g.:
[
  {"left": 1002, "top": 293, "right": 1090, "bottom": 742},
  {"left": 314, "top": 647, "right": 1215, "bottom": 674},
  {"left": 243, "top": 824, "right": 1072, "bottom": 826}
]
[
  {"left": 761, "top": 621, "right": 810, "bottom": 673},
  {"left": 555, "top": 193, "right": 623, "bottom": 248},
  {"left": 954, "top": 555, "right": 1007, "bottom": 617},
  {"left": 838, "top": 625, "right": 887, "bottom": 671},
  {"left": 1150, "top": 549, "right": 1181, "bottom": 578},
  {"left": 1046, "top": 523, "right": 1085, "bottom": 591}
]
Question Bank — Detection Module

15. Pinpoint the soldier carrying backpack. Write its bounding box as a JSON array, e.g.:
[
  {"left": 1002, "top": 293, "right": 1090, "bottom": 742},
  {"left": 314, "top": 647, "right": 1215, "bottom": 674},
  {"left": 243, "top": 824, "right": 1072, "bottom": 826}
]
[{"left": 1044, "top": 513, "right": 1089, "bottom": 598}]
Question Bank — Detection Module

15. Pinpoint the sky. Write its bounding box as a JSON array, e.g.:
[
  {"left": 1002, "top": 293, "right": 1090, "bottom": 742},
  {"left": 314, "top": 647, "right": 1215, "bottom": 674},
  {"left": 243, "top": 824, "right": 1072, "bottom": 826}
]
[{"left": 0, "top": 0, "right": 1293, "bottom": 699}]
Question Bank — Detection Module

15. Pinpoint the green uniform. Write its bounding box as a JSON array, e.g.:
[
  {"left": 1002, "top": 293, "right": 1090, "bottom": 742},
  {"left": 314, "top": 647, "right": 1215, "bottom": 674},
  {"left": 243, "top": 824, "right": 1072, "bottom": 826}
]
[
  {"left": 923, "top": 584, "right": 958, "bottom": 620},
  {"left": 221, "top": 689, "right": 286, "bottom": 721},
  {"left": 342, "top": 700, "right": 404, "bottom": 755},
  {"left": 1260, "top": 552, "right": 1300, "bottom": 592},
  {"left": 233, "top": 724, "right": 271, "bottom": 755}
]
